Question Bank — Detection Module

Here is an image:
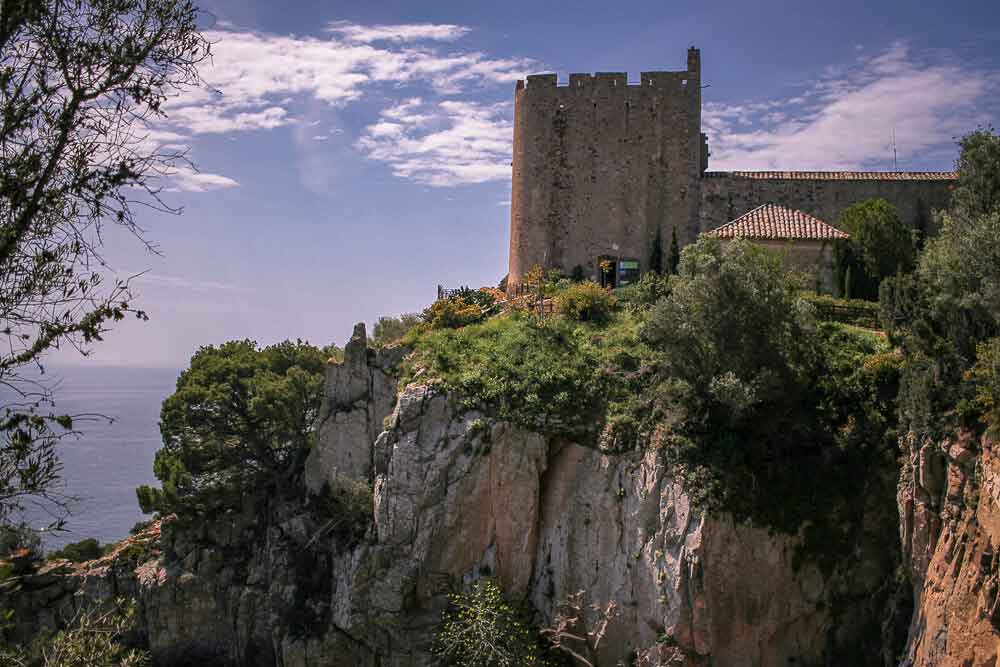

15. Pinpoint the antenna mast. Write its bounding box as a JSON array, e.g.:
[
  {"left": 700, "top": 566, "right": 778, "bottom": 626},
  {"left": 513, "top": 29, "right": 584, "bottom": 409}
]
[{"left": 891, "top": 128, "right": 898, "bottom": 170}]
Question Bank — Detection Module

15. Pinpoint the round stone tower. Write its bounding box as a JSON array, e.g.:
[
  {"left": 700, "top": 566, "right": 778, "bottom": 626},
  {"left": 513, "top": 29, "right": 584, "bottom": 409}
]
[{"left": 507, "top": 48, "right": 705, "bottom": 289}]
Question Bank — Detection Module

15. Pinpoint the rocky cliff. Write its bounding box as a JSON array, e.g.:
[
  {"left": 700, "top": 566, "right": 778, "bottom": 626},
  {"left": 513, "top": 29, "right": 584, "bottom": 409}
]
[
  {"left": 5, "top": 323, "right": 907, "bottom": 666},
  {"left": 898, "top": 429, "right": 1000, "bottom": 666}
]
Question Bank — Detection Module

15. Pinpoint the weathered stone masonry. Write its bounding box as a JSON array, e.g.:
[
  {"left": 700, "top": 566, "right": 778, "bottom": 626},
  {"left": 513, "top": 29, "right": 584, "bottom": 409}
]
[
  {"left": 700, "top": 171, "right": 954, "bottom": 240},
  {"left": 507, "top": 48, "right": 957, "bottom": 288},
  {"left": 508, "top": 49, "right": 704, "bottom": 286}
]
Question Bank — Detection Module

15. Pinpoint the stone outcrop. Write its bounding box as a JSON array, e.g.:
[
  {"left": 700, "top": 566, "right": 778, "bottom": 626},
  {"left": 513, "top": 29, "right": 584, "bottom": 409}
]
[
  {"left": 7, "top": 323, "right": 904, "bottom": 666},
  {"left": 304, "top": 323, "right": 401, "bottom": 491},
  {"left": 898, "top": 430, "right": 1000, "bottom": 667}
]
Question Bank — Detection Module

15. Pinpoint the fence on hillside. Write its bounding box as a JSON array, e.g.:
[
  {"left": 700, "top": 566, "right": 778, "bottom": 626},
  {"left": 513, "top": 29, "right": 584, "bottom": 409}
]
[
  {"left": 810, "top": 301, "right": 880, "bottom": 329},
  {"left": 437, "top": 282, "right": 554, "bottom": 318}
]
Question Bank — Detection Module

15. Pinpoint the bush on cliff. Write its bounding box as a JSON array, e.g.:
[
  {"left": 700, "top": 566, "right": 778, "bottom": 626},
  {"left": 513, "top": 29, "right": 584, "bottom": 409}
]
[
  {"left": 371, "top": 313, "right": 422, "bottom": 348},
  {"left": 881, "top": 127, "right": 1000, "bottom": 436},
  {"left": 136, "top": 339, "right": 335, "bottom": 517},
  {"left": 1, "top": 598, "right": 148, "bottom": 667},
  {"left": 434, "top": 579, "right": 550, "bottom": 666},
  {"left": 47, "top": 538, "right": 109, "bottom": 563},
  {"left": 640, "top": 238, "right": 815, "bottom": 430},
  {"left": 407, "top": 312, "right": 616, "bottom": 441},
  {"left": 554, "top": 281, "right": 616, "bottom": 323}
]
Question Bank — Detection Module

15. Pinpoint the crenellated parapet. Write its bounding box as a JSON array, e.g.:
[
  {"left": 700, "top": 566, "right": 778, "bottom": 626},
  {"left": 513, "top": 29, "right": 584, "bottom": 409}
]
[{"left": 516, "top": 46, "right": 700, "bottom": 92}]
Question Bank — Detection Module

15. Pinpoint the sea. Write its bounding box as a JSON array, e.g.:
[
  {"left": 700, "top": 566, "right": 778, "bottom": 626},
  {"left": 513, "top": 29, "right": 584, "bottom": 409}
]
[{"left": 2, "top": 365, "right": 180, "bottom": 551}]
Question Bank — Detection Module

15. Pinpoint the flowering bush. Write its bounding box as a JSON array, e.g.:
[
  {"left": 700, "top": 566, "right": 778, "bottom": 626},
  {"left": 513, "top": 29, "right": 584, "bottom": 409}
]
[{"left": 554, "top": 282, "right": 616, "bottom": 323}]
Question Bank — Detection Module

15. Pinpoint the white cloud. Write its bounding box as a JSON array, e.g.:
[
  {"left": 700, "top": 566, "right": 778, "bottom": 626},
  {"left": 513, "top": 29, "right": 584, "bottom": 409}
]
[
  {"left": 163, "top": 166, "right": 241, "bottom": 193},
  {"left": 357, "top": 99, "right": 513, "bottom": 186},
  {"left": 704, "top": 42, "right": 998, "bottom": 171},
  {"left": 144, "top": 21, "right": 532, "bottom": 189},
  {"left": 158, "top": 26, "right": 531, "bottom": 137},
  {"left": 326, "top": 21, "right": 470, "bottom": 43}
]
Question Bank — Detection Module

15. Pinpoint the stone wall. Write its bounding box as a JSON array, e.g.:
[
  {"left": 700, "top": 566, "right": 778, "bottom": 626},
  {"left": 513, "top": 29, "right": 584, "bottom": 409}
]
[
  {"left": 700, "top": 172, "right": 955, "bottom": 233},
  {"left": 507, "top": 48, "right": 703, "bottom": 287}
]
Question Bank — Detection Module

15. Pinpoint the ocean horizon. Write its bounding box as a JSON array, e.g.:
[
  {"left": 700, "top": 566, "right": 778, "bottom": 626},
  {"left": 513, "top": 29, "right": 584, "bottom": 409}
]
[{"left": 2, "top": 364, "right": 180, "bottom": 551}]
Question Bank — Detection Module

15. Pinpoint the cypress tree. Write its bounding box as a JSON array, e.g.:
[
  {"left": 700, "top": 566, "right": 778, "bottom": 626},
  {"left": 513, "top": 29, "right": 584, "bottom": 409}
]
[
  {"left": 650, "top": 227, "right": 664, "bottom": 275},
  {"left": 668, "top": 227, "right": 681, "bottom": 275}
]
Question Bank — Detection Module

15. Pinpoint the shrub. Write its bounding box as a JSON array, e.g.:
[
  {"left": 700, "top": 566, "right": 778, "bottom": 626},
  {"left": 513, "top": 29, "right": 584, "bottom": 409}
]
[
  {"left": 969, "top": 337, "right": 1000, "bottom": 432},
  {"left": 801, "top": 293, "right": 880, "bottom": 329},
  {"left": 422, "top": 298, "right": 486, "bottom": 329},
  {"left": 435, "top": 579, "right": 546, "bottom": 667},
  {"left": 554, "top": 282, "right": 616, "bottom": 323},
  {"left": 3, "top": 598, "right": 148, "bottom": 667},
  {"left": 640, "top": 237, "right": 814, "bottom": 429},
  {"left": 48, "top": 538, "right": 107, "bottom": 563},
  {"left": 407, "top": 313, "right": 608, "bottom": 441},
  {"left": 0, "top": 524, "right": 41, "bottom": 562},
  {"left": 614, "top": 272, "right": 671, "bottom": 311},
  {"left": 308, "top": 479, "right": 374, "bottom": 544},
  {"left": 371, "top": 313, "right": 422, "bottom": 348}
]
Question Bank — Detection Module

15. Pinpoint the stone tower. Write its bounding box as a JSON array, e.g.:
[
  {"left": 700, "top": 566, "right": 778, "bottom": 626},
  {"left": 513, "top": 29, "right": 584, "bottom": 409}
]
[{"left": 507, "top": 48, "right": 705, "bottom": 288}]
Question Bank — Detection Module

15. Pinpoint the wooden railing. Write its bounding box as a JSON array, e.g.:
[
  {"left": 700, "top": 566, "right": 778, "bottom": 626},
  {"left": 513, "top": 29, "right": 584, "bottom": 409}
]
[{"left": 811, "top": 302, "right": 880, "bottom": 329}]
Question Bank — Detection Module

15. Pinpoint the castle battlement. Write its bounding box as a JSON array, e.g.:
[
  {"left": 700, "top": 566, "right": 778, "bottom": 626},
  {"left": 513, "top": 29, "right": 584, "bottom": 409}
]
[{"left": 516, "top": 47, "right": 701, "bottom": 92}]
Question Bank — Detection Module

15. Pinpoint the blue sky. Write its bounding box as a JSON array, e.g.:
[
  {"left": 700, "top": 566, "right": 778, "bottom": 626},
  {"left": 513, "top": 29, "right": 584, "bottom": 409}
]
[{"left": 63, "top": 0, "right": 1000, "bottom": 368}]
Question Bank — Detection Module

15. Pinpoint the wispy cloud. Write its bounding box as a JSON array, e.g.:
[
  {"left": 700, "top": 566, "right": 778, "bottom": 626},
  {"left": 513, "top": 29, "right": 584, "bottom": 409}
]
[
  {"left": 163, "top": 166, "right": 240, "bottom": 193},
  {"left": 159, "top": 26, "right": 530, "bottom": 136},
  {"left": 132, "top": 273, "right": 243, "bottom": 292},
  {"left": 704, "top": 42, "right": 998, "bottom": 171},
  {"left": 149, "top": 21, "right": 531, "bottom": 191},
  {"left": 325, "top": 21, "right": 470, "bottom": 43},
  {"left": 356, "top": 99, "right": 513, "bottom": 186}
]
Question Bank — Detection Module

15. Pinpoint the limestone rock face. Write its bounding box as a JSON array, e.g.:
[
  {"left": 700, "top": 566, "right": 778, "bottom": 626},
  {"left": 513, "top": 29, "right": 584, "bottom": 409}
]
[
  {"left": 304, "top": 323, "right": 400, "bottom": 491},
  {"left": 899, "top": 431, "right": 1000, "bottom": 667}
]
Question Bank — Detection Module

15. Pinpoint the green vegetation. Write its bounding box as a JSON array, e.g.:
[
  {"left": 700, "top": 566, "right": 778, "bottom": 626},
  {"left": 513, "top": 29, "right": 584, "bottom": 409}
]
[
  {"left": 406, "top": 238, "right": 899, "bottom": 544},
  {"left": 668, "top": 227, "right": 681, "bottom": 275},
  {"left": 434, "top": 580, "right": 550, "bottom": 667},
  {"left": 406, "top": 311, "right": 613, "bottom": 442},
  {"left": 47, "top": 538, "right": 110, "bottom": 563},
  {"left": 649, "top": 227, "right": 664, "bottom": 275},
  {"left": 553, "top": 282, "right": 616, "bottom": 323},
  {"left": 952, "top": 125, "right": 1000, "bottom": 218},
  {"left": 136, "top": 340, "right": 336, "bottom": 517},
  {"left": 421, "top": 287, "right": 501, "bottom": 330},
  {"left": 801, "top": 293, "right": 881, "bottom": 329},
  {"left": 371, "top": 313, "right": 422, "bottom": 348},
  {"left": 881, "top": 126, "right": 1000, "bottom": 437},
  {"left": 834, "top": 199, "right": 914, "bottom": 300},
  {"left": 1, "top": 599, "right": 148, "bottom": 667}
]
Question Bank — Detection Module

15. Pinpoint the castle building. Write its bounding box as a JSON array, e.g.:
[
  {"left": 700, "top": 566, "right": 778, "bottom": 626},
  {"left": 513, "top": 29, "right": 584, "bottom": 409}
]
[{"left": 506, "top": 48, "right": 956, "bottom": 290}]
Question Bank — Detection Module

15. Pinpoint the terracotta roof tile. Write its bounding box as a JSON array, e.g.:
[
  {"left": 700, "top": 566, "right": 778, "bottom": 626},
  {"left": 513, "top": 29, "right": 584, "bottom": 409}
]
[
  {"left": 703, "top": 171, "right": 957, "bottom": 181},
  {"left": 704, "top": 204, "right": 850, "bottom": 241}
]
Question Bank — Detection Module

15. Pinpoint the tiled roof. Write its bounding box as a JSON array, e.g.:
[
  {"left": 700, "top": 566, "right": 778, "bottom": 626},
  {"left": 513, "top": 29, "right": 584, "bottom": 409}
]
[
  {"left": 704, "top": 204, "right": 850, "bottom": 241},
  {"left": 703, "top": 171, "right": 957, "bottom": 181}
]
